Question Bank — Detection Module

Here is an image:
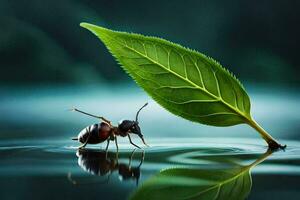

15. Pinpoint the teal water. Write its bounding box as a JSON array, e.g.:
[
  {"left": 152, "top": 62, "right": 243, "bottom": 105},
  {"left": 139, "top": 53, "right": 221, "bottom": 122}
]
[
  {"left": 0, "top": 139, "right": 300, "bottom": 200},
  {"left": 0, "top": 85, "right": 299, "bottom": 199}
]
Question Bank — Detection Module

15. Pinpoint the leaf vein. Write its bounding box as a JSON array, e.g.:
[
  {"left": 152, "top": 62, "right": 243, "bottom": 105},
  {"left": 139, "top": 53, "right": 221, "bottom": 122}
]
[
  {"left": 214, "top": 70, "right": 221, "bottom": 98},
  {"left": 181, "top": 54, "right": 187, "bottom": 79},
  {"left": 167, "top": 50, "right": 170, "bottom": 69},
  {"left": 142, "top": 43, "right": 147, "bottom": 56},
  {"left": 194, "top": 60, "right": 205, "bottom": 89},
  {"left": 119, "top": 40, "right": 249, "bottom": 120}
]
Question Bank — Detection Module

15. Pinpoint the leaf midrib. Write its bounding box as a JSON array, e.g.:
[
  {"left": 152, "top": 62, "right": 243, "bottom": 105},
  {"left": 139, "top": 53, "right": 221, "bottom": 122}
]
[{"left": 121, "top": 42, "right": 250, "bottom": 121}]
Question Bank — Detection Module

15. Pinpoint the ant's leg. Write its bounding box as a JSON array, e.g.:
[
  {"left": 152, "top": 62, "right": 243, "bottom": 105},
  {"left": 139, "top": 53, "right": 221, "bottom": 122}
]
[
  {"left": 128, "top": 148, "right": 137, "bottom": 167},
  {"left": 138, "top": 150, "right": 145, "bottom": 168},
  {"left": 67, "top": 172, "right": 77, "bottom": 185},
  {"left": 78, "top": 137, "right": 90, "bottom": 149},
  {"left": 128, "top": 135, "right": 141, "bottom": 149},
  {"left": 105, "top": 139, "right": 110, "bottom": 159},
  {"left": 115, "top": 136, "right": 119, "bottom": 152},
  {"left": 78, "top": 142, "right": 87, "bottom": 149},
  {"left": 71, "top": 108, "right": 111, "bottom": 125},
  {"left": 78, "top": 128, "right": 91, "bottom": 149},
  {"left": 105, "top": 139, "right": 110, "bottom": 151}
]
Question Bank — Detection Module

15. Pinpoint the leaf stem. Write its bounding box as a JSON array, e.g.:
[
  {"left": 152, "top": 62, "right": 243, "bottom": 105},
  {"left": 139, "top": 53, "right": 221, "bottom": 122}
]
[{"left": 247, "top": 118, "right": 286, "bottom": 150}]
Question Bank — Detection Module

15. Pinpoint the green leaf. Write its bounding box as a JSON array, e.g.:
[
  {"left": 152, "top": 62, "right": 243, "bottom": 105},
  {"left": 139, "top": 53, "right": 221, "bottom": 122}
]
[
  {"left": 80, "top": 23, "right": 250, "bottom": 126},
  {"left": 130, "top": 150, "right": 272, "bottom": 200},
  {"left": 131, "top": 167, "right": 251, "bottom": 200},
  {"left": 80, "top": 23, "right": 284, "bottom": 148}
]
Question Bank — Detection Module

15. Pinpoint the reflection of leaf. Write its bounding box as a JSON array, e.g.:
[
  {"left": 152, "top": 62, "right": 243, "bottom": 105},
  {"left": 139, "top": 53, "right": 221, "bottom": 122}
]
[
  {"left": 131, "top": 167, "right": 251, "bottom": 200},
  {"left": 130, "top": 150, "right": 272, "bottom": 200},
  {"left": 80, "top": 23, "right": 284, "bottom": 149}
]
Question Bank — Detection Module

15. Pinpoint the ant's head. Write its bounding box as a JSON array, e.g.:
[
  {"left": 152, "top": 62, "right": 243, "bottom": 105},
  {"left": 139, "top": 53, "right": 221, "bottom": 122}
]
[
  {"left": 118, "top": 103, "right": 148, "bottom": 145},
  {"left": 118, "top": 120, "right": 140, "bottom": 134}
]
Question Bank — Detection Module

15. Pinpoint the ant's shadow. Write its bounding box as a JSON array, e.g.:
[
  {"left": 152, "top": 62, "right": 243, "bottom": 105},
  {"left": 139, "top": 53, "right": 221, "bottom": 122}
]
[{"left": 69, "top": 149, "right": 145, "bottom": 185}]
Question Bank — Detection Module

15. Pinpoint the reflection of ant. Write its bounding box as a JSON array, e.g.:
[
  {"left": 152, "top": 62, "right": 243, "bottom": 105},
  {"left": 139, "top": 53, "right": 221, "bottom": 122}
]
[{"left": 68, "top": 149, "right": 144, "bottom": 185}]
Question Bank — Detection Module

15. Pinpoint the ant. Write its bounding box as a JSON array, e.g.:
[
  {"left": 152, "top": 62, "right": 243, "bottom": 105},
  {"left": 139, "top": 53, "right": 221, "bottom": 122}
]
[
  {"left": 71, "top": 103, "right": 149, "bottom": 150},
  {"left": 68, "top": 149, "right": 144, "bottom": 185}
]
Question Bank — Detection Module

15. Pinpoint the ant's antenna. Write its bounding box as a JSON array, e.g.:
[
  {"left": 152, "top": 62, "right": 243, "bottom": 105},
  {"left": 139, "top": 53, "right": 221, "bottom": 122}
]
[
  {"left": 135, "top": 103, "right": 148, "bottom": 122},
  {"left": 71, "top": 108, "right": 101, "bottom": 119},
  {"left": 70, "top": 108, "right": 111, "bottom": 125}
]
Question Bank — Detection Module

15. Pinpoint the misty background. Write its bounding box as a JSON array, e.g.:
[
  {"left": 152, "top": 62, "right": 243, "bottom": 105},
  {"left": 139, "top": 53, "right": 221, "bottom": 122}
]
[{"left": 1, "top": 0, "right": 299, "bottom": 85}]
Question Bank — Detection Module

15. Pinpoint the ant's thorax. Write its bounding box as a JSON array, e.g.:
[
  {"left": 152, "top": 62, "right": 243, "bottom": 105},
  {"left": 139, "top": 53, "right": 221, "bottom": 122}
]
[{"left": 111, "top": 126, "right": 121, "bottom": 136}]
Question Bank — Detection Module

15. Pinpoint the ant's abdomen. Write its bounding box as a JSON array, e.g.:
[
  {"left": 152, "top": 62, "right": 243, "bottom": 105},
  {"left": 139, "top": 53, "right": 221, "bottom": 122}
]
[{"left": 78, "top": 123, "right": 111, "bottom": 144}]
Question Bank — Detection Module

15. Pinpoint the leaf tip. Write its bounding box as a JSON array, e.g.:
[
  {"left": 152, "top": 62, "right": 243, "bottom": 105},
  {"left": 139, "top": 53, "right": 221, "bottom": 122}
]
[
  {"left": 80, "top": 22, "right": 103, "bottom": 34},
  {"left": 80, "top": 22, "right": 113, "bottom": 42},
  {"left": 80, "top": 22, "right": 94, "bottom": 29}
]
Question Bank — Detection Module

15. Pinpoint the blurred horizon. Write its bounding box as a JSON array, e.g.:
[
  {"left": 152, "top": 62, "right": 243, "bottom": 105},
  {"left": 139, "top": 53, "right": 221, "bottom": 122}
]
[{"left": 1, "top": 84, "right": 299, "bottom": 143}]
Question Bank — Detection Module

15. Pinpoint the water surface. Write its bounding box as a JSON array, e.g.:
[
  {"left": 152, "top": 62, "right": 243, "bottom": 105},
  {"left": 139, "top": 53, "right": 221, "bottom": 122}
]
[{"left": 0, "top": 138, "right": 300, "bottom": 200}]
